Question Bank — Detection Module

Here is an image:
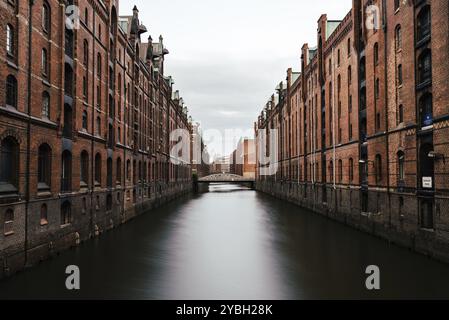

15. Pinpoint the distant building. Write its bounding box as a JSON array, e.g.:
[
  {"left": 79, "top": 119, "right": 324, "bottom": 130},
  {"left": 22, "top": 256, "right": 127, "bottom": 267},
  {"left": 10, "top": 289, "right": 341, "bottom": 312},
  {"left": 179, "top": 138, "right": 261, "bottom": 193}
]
[
  {"left": 210, "top": 156, "right": 230, "bottom": 174},
  {"left": 230, "top": 138, "right": 256, "bottom": 179},
  {"left": 191, "top": 123, "right": 211, "bottom": 178}
]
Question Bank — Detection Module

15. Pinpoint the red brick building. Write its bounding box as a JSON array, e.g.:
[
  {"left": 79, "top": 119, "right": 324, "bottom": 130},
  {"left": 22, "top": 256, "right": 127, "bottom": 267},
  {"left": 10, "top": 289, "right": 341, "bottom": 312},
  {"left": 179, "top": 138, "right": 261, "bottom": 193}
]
[
  {"left": 230, "top": 138, "right": 256, "bottom": 179},
  {"left": 256, "top": 0, "right": 449, "bottom": 262},
  {"left": 0, "top": 0, "right": 192, "bottom": 278}
]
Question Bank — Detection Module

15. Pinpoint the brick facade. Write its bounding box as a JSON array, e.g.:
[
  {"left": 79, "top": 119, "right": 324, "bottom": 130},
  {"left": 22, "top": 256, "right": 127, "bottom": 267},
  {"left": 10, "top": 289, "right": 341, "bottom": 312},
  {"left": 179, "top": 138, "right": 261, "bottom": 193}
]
[
  {"left": 255, "top": 0, "right": 449, "bottom": 263},
  {"left": 230, "top": 138, "right": 256, "bottom": 179},
  {"left": 0, "top": 0, "right": 192, "bottom": 279}
]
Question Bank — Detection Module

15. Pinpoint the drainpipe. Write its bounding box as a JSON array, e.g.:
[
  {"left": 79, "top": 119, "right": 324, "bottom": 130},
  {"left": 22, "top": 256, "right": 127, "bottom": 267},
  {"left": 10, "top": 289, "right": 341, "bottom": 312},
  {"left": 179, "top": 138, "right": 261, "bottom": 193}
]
[
  {"left": 382, "top": 0, "right": 392, "bottom": 226},
  {"left": 24, "top": 0, "right": 35, "bottom": 268},
  {"left": 332, "top": 47, "right": 336, "bottom": 190},
  {"left": 90, "top": 12, "right": 96, "bottom": 237}
]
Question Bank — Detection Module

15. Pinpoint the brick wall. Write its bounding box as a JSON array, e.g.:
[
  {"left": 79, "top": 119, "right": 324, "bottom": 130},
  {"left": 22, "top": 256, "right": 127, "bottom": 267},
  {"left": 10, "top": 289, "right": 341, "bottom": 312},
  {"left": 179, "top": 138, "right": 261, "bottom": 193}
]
[
  {"left": 255, "top": 0, "right": 449, "bottom": 263},
  {"left": 0, "top": 0, "right": 192, "bottom": 279}
]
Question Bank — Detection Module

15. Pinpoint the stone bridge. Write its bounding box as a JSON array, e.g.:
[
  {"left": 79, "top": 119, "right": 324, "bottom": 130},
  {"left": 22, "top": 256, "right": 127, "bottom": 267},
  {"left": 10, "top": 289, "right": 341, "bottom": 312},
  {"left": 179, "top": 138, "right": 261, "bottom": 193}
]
[{"left": 197, "top": 173, "right": 255, "bottom": 184}]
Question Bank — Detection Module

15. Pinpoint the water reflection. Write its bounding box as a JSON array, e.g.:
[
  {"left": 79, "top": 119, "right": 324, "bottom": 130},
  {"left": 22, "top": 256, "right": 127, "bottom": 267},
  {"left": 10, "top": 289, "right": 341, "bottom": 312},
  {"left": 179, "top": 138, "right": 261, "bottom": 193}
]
[{"left": 1, "top": 184, "right": 449, "bottom": 299}]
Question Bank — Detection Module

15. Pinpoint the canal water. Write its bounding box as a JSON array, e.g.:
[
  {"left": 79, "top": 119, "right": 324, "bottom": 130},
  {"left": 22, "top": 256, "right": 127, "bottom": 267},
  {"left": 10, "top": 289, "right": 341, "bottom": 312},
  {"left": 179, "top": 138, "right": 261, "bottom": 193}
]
[{"left": 1, "top": 184, "right": 449, "bottom": 300}]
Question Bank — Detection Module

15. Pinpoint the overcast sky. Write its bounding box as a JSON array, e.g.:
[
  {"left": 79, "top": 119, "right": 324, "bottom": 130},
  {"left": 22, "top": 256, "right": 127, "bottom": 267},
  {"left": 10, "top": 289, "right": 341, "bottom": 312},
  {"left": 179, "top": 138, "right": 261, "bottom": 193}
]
[{"left": 120, "top": 0, "right": 352, "bottom": 158}]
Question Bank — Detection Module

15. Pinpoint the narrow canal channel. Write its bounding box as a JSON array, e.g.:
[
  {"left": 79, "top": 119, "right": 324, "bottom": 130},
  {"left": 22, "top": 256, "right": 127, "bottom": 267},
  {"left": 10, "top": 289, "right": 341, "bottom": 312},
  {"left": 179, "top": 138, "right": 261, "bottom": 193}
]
[{"left": 1, "top": 185, "right": 449, "bottom": 299}]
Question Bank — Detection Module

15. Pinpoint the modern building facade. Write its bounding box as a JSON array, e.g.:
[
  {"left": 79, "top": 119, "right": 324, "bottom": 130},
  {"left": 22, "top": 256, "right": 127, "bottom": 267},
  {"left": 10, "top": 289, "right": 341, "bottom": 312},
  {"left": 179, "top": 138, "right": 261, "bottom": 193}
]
[
  {"left": 255, "top": 0, "right": 449, "bottom": 262},
  {"left": 0, "top": 0, "right": 192, "bottom": 278}
]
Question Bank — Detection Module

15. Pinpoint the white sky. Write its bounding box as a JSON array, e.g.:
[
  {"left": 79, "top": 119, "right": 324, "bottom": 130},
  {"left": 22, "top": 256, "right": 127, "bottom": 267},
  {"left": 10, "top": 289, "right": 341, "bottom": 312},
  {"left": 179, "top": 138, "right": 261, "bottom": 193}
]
[{"left": 120, "top": 0, "right": 352, "bottom": 158}]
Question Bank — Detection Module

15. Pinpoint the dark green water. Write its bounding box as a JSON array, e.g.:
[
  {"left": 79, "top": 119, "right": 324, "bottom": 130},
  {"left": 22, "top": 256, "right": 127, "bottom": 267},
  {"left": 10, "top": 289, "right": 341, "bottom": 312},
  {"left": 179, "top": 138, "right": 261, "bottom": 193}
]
[{"left": 1, "top": 184, "right": 449, "bottom": 299}]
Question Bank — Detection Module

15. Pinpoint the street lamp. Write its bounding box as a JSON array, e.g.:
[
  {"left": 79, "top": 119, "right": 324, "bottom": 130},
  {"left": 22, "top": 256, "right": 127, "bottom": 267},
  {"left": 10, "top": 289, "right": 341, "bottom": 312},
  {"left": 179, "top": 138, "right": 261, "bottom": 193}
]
[
  {"left": 428, "top": 151, "right": 446, "bottom": 164},
  {"left": 359, "top": 159, "right": 375, "bottom": 166}
]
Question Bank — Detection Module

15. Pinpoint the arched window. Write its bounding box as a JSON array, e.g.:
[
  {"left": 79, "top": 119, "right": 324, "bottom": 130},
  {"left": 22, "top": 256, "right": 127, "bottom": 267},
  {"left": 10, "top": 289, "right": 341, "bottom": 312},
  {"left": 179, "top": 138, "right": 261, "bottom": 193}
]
[
  {"left": 347, "top": 38, "right": 351, "bottom": 56},
  {"left": 398, "top": 151, "right": 405, "bottom": 181},
  {"left": 38, "top": 144, "right": 51, "bottom": 190},
  {"left": 61, "top": 201, "right": 71, "bottom": 226},
  {"left": 418, "top": 49, "right": 431, "bottom": 84},
  {"left": 0, "top": 137, "right": 19, "bottom": 191},
  {"left": 95, "top": 153, "right": 102, "bottom": 185},
  {"left": 398, "top": 105, "right": 404, "bottom": 124},
  {"left": 337, "top": 75, "right": 341, "bottom": 95},
  {"left": 96, "top": 116, "right": 101, "bottom": 136},
  {"left": 397, "top": 64, "right": 403, "bottom": 85},
  {"left": 42, "top": 91, "right": 50, "bottom": 118},
  {"left": 417, "top": 6, "right": 431, "bottom": 41},
  {"left": 338, "top": 160, "right": 343, "bottom": 183},
  {"left": 107, "top": 157, "right": 113, "bottom": 188},
  {"left": 6, "top": 24, "right": 15, "bottom": 56},
  {"left": 82, "top": 111, "right": 88, "bottom": 130},
  {"left": 6, "top": 75, "right": 17, "bottom": 108},
  {"left": 97, "top": 53, "right": 102, "bottom": 77},
  {"left": 349, "top": 158, "right": 354, "bottom": 183},
  {"left": 375, "top": 154, "right": 382, "bottom": 183},
  {"left": 126, "top": 160, "right": 131, "bottom": 181},
  {"left": 42, "top": 2, "right": 50, "bottom": 32},
  {"left": 116, "top": 158, "right": 122, "bottom": 184},
  {"left": 4, "top": 209, "right": 14, "bottom": 235},
  {"left": 40, "top": 204, "right": 48, "bottom": 225},
  {"left": 347, "top": 66, "right": 352, "bottom": 85},
  {"left": 374, "top": 42, "right": 379, "bottom": 65},
  {"left": 41, "top": 48, "right": 48, "bottom": 76},
  {"left": 138, "top": 161, "right": 142, "bottom": 182},
  {"left": 83, "top": 40, "right": 89, "bottom": 67},
  {"left": 96, "top": 85, "right": 101, "bottom": 107},
  {"left": 419, "top": 93, "right": 433, "bottom": 127},
  {"left": 83, "top": 76, "right": 88, "bottom": 99},
  {"left": 395, "top": 25, "right": 402, "bottom": 51},
  {"left": 80, "top": 151, "right": 89, "bottom": 186},
  {"left": 61, "top": 150, "right": 72, "bottom": 192},
  {"left": 84, "top": 8, "right": 89, "bottom": 25},
  {"left": 118, "top": 73, "right": 122, "bottom": 96},
  {"left": 375, "top": 78, "right": 380, "bottom": 99}
]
